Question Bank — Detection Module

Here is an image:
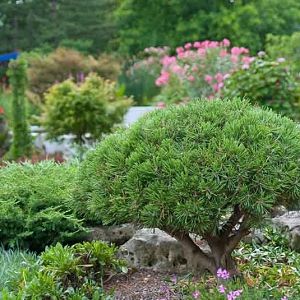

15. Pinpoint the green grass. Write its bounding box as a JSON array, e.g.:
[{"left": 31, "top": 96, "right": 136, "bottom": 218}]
[{"left": 0, "top": 247, "right": 37, "bottom": 290}]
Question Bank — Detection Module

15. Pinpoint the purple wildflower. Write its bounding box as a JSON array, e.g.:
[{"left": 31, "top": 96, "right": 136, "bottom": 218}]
[
  {"left": 216, "top": 268, "right": 230, "bottom": 280},
  {"left": 218, "top": 284, "right": 226, "bottom": 294},
  {"left": 192, "top": 290, "right": 201, "bottom": 299}
]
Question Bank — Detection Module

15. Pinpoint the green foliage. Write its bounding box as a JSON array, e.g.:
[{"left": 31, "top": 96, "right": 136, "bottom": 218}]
[
  {"left": 116, "top": 0, "right": 300, "bottom": 55},
  {"left": 119, "top": 47, "right": 167, "bottom": 105},
  {"left": 42, "top": 73, "right": 132, "bottom": 143},
  {"left": 7, "top": 58, "right": 32, "bottom": 160},
  {"left": 0, "top": 0, "right": 117, "bottom": 54},
  {"left": 223, "top": 57, "right": 300, "bottom": 120},
  {"left": 266, "top": 32, "right": 300, "bottom": 73},
  {"left": 27, "top": 48, "right": 121, "bottom": 101},
  {"left": 0, "top": 160, "right": 86, "bottom": 251},
  {"left": 1, "top": 241, "right": 126, "bottom": 299},
  {"left": 0, "top": 248, "right": 37, "bottom": 291},
  {"left": 77, "top": 98, "right": 300, "bottom": 236}
]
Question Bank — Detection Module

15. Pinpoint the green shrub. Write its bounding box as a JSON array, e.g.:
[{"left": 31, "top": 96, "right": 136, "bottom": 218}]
[
  {"left": 27, "top": 48, "right": 121, "bottom": 102},
  {"left": 0, "top": 160, "right": 86, "bottom": 250},
  {"left": 77, "top": 98, "right": 300, "bottom": 275},
  {"left": 1, "top": 241, "right": 126, "bottom": 299},
  {"left": 7, "top": 58, "right": 32, "bottom": 160},
  {"left": 42, "top": 73, "right": 132, "bottom": 143},
  {"left": 223, "top": 57, "right": 300, "bottom": 120},
  {"left": 266, "top": 32, "right": 300, "bottom": 73}
]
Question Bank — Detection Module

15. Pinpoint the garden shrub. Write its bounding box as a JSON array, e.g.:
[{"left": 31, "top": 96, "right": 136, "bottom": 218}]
[
  {"left": 223, "top": 56, "right": 300, "bottom": 120},
  {"left": 7, "top": 58, "right": 32, "bottom": 160},
  {"left": 154, "top": 39, "right": 253, "bottom": 104},
  {"left": 266, "top": 32, "right": 300, "bottom": 73},
  {"left": 120, "top": 47, "right": 169, "bottom": 105},
  {"left": 27, "top": 48, "right": 121, "bottom": 101},
  {"left": 1, "top": 241, "right": 126, "bottom": 299},
  {"left": 77, "top": 98, "right": 300, "bottom": 275},
  {"left": 0, "top": 160, "right": 86, "bottom": 250},
  {"left": 42, "top": 73, "right": 132, "bottom": 143}
]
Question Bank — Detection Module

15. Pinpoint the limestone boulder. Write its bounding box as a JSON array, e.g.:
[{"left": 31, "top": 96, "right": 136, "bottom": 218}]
[{"left": 271, "top": 211, "right": 300, "bottom": 252}]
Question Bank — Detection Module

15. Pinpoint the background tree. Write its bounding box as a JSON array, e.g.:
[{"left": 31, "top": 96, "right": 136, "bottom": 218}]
[{"left": 76, "top": 98, "right": 300, "bottom": 274}]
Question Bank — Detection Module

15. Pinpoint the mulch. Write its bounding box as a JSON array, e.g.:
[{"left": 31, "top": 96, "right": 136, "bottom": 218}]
[{"left": 104, "top": 269, "right": 182, "bottom": 300}]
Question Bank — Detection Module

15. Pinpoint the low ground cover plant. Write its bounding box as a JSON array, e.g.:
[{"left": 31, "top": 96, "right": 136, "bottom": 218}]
[
  {"left": 0, "top": 160, "right": 86, "bottom": 251},
  {"left": 0, "top": 241, "right": 126, "bottom": 299},
  {"left": 77, "top": 98, "right": 300, "bottom": 275}
]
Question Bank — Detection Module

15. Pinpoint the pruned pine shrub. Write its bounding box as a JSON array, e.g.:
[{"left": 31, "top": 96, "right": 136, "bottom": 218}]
[{"left": 77, "top": 98, "right": 300, "bottom": 274}]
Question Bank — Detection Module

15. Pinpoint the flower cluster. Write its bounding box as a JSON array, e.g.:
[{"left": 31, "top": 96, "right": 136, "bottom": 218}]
[{"left": 154, "top": 39, "right": 255, "bottom": 104}]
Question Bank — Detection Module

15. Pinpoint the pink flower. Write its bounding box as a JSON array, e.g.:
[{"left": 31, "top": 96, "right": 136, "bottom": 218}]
[
  {"left": 222, "top": 38, "right": 231, "bottom": 47},
  {"left": 155, "top": 71, "right": 170, "bottom": 86},
  {"left": 191, "top": 65, "right": 198, "bottom": 72},
  {"left": 156, "top": 102, "right": 166, "bottom": 108},
  {"left": 216, "top": 268, "right": 230, "bottom": 280},
  {"left": 242, "top": 56, "right": 254, "bottom": 65},
  {"left": 184, "top": 42, "right": 192, "bottom": 50},
  {"left": 197, "top": 48, "right": 206, "bottom": 56},
  {"left": 177, "top": 52, "right": 185, "bottom": 59},
  {"left": 215, "top": 72, "right": 224, "bottom": 83},
  {"left": 193, "top": 41, "right": 202, "bottom": 48},
  {"left": 227, "top": 289, "right": 243, "bottom": 300},
  {"left": 161, "top": 56, "right": 176, "bottom": 67},
  {"left": 281, "top": 297, "right": 288, "bottom": 300},
  {"left": 208, "top": 41, "right": 219, "bottom": 48},
  {"left": 220, "top": 49, "right": 228, "bottom": 57},
  {"left": 176, "top": 47, "right": 184, "bottom": 54},
  {"left": 171, "top": 64, "right": 184, "bottom": 74},
  {"left": 242, "top": 64, "right": 250, "bottom": 69},
  {"left": 205, "top": 75, "right": 213, "bottom": 83},
  {"left": 231, "top": 47, "right": 241, "bottom": 55},
  {"left": 0, "top": 106, "right": 4, "bottom": 114},
  {"left": 188, "top": 75, "right": 195, "bottom": 82},
  {"left": 213, "top": 83, "right": 219, "bottom": 92},
  {"left": 192, "top": 290, "right": 200, "bottom": 299},
  {"left": 231, "top": 55, "right": 239, "bottom": 63},
  {"left": 218, "top": 285, "right": 226, "bottom": 294}
]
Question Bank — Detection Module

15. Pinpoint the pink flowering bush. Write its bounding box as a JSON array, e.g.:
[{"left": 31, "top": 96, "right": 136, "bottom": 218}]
[
  {"left": 122, "top": 46, "right": 170, "bottom": 105},
  {"left": 155, "top": 39, "right": 254, "bottom": 104},
  {"left": 223, "top": 55, "right": 300, "bottom": 120}
]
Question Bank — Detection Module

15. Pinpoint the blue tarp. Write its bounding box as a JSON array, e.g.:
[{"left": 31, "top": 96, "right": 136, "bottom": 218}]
[{"left": 0, "top": 52, "right": 19, "bottom": 62}]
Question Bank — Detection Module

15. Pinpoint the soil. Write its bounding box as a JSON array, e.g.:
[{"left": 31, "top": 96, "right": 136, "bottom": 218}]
[{"left": 104, "top": 269, "right": 182, "bottom": 300}]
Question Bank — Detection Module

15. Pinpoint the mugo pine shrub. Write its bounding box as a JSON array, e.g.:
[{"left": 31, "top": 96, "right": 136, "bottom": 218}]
[{"left": 77, "top": 98, "right": 300, "bottom": 275}]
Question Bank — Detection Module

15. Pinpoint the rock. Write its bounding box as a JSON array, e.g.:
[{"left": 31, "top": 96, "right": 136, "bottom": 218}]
[
  {"left": 243, "top": 229, "right": 266, "bottom": 245},
  {"left": 270, "top": 205, "right": 288, "bottom": 218},
  {"left": 119, "top": 228, "right": 188, "bottom": 273},
  {"left": 271, "top": 211, "right": 300, "bottom": 252},
  {"left": 86, "top": 223, "right": 136, "bottom": 246}
]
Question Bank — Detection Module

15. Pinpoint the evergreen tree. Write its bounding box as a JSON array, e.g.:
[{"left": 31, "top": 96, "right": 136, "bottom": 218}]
[{"left": 7, "top": 58, "right": 32, "bottom": 160}]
